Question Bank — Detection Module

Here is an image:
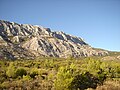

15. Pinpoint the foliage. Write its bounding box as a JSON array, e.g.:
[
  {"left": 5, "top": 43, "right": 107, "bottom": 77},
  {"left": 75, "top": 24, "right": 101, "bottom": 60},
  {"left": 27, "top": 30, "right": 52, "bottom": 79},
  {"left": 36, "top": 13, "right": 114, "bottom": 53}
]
[
  {"left": 70, "top": 72, "right": 99, "bottom": 90},
  {"left": 23, "top": 75, "right": 31, "bottom": 81},
  {"left": 0, "top": 56, "right": 120, "bottom": 90},
  {"left": 6, "top": 62, "right": 16, "bottom": 78},
  {"left": 30, "top": 68, "right": 38, "bottom": 78},
  {"left": 54, "top": 63, "right": 77, "bottom": 90},
  {"left": 16, "top": 68, "right": 27, "bottom": 77}
]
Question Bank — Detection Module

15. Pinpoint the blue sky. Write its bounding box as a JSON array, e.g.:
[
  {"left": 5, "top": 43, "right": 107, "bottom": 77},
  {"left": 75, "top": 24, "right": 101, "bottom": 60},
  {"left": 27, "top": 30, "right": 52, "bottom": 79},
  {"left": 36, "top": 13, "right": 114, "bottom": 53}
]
[{"left": 0, "top": 0, "right": 120, "bottom": 51}]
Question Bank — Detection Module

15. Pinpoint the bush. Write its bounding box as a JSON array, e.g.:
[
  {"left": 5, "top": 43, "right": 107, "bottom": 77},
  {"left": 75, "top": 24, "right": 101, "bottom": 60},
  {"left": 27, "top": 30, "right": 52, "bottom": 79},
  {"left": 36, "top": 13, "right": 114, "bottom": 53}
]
[
  {"left": 0, "top": 57, "right": 120, "bottom": 89},
  {"left": 23, "top": 75, "right": 31, "bottom": 81},
  {"left": 30, "top": 68, "right": 38, "bottom": 78},
  {"left": 6, "top": 62, "right": 16, "bottom": 78},
  {"left": 54, "top": 63, "right": 77, "bottom": 90},
  {"left": 43, "top": 59, "right": 54, "bottom": 68},
  {"left": 70, "top": 72, "right": 99, "bottom": 90},
  {"left": 16, "top": 68, "right": 27, "bottom": 77}
]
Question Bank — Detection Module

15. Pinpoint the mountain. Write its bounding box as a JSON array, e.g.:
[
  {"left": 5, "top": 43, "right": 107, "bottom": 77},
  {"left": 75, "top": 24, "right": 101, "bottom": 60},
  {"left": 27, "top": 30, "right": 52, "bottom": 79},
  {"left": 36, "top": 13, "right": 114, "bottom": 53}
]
[{"left": 0, "top": 20, "right": 108, "bottom": 59}]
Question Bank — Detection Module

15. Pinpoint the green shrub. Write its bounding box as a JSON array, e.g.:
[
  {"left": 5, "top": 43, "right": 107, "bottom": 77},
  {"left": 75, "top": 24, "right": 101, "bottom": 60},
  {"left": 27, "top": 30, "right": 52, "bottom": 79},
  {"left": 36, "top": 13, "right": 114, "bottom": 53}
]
[
  {"left": 0, "top": 57, "right": 120, "bottom": 89},
  {"left": 70, "top": 72, "right": 99, "bottom": 90},
  {"left": 16, "top": 68, "right": 27, "bottom": 77},
  {"left": 1, "top": 81, "right": 10, "bottom": 89},
  {"left": 54, "top": 63, "right": 77, "bottom": 90},
  {"left": 23, "top": 75, "right": 31, "bottom": 81},
  {"left": 34, "top": 63, "right": 40, "bottom": 68},
  {"left": 6, "top": 62, "right": 16, "bottom": 78},
  {"left": 43, "top": 59, "right": 54, "bottom": 68},
  {"left": 0, "top": 67, "right": 7, "bottom": 83},
  {"left": 30, "top": 68, "right": 38, "bottom": 78}
]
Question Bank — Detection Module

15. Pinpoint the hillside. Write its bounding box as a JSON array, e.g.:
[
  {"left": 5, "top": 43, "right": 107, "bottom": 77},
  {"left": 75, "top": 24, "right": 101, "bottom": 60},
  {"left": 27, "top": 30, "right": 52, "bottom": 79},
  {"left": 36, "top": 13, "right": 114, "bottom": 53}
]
[
  {"left": 0, "top": 20, "right": 120, "bottom": 90},
  {"left": 0, "top": 56, "right": 120, "bottom": 90},
  {"left": 0, "top": 20, "right": 108, "bottom": 60}
]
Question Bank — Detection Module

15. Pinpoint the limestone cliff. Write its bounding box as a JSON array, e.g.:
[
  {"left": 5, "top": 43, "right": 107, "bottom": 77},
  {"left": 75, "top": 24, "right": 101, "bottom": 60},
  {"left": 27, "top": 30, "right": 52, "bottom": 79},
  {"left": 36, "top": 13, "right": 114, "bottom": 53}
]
[{"left": 0, "top": 20, "right": 108, "bottom": 59}]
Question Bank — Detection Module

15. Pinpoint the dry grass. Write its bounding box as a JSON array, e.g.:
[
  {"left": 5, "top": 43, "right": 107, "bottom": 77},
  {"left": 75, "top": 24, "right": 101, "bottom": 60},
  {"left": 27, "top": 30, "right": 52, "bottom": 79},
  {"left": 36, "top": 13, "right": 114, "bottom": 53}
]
[{"left": 96, "top": 79, "right": 120, "bottom": 90}]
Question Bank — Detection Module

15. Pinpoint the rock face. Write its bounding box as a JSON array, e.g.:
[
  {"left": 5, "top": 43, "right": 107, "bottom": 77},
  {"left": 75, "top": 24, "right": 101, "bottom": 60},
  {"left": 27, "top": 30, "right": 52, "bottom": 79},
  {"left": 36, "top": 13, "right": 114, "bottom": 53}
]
[{"left": 0, "top": 20, "right": 108, "bottom": 59}]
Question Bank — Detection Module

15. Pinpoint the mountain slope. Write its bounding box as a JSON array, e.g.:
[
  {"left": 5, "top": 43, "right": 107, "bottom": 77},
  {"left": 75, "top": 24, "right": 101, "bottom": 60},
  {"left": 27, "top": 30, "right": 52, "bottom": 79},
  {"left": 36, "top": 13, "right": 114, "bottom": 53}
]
[{"left": 0, "top": 20, "right": 108, "bottom": 59}]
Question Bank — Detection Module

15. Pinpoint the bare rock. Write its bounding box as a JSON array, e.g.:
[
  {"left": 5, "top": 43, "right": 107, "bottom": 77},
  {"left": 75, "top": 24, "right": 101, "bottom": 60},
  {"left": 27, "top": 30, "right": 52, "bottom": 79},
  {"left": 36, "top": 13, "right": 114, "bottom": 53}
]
[{"left": 0, "top": 20, "right": 109, "bottom": 59}]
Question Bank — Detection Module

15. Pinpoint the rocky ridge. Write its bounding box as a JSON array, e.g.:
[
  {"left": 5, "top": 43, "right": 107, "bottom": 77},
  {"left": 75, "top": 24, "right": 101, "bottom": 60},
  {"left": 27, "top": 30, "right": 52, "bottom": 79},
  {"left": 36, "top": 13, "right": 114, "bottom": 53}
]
[{"left": 0, "top": 20, "right": 108, "bottom": 59}]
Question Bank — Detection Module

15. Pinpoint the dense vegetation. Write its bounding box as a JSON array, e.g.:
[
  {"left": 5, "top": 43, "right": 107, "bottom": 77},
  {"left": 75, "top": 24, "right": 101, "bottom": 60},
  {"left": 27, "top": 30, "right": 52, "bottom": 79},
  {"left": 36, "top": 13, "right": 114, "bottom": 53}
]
[{"left": 0, "top": 56, "right": 120, "bottom": 90}]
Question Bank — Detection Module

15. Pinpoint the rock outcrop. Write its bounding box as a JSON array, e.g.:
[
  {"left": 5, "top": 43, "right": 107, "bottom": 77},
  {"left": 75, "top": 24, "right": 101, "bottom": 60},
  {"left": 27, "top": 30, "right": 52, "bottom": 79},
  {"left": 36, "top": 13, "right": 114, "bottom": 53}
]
[{"left": 0, "top": 20, "right": 108, "bottom": 59}]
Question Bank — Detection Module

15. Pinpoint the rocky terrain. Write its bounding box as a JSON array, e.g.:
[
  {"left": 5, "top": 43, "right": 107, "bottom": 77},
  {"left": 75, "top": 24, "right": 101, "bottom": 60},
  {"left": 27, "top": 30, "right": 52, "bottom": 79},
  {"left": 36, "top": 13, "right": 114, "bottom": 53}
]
[{"left": 0, "top": 20, "right": 108, "bottom": 59}]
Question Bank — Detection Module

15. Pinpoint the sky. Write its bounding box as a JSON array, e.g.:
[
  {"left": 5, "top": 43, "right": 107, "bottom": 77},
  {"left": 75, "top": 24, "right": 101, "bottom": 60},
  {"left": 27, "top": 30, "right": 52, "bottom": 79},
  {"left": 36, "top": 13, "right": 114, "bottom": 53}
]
[{"left": 0, "top": 0, "right": 120, "bottom": 51}]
